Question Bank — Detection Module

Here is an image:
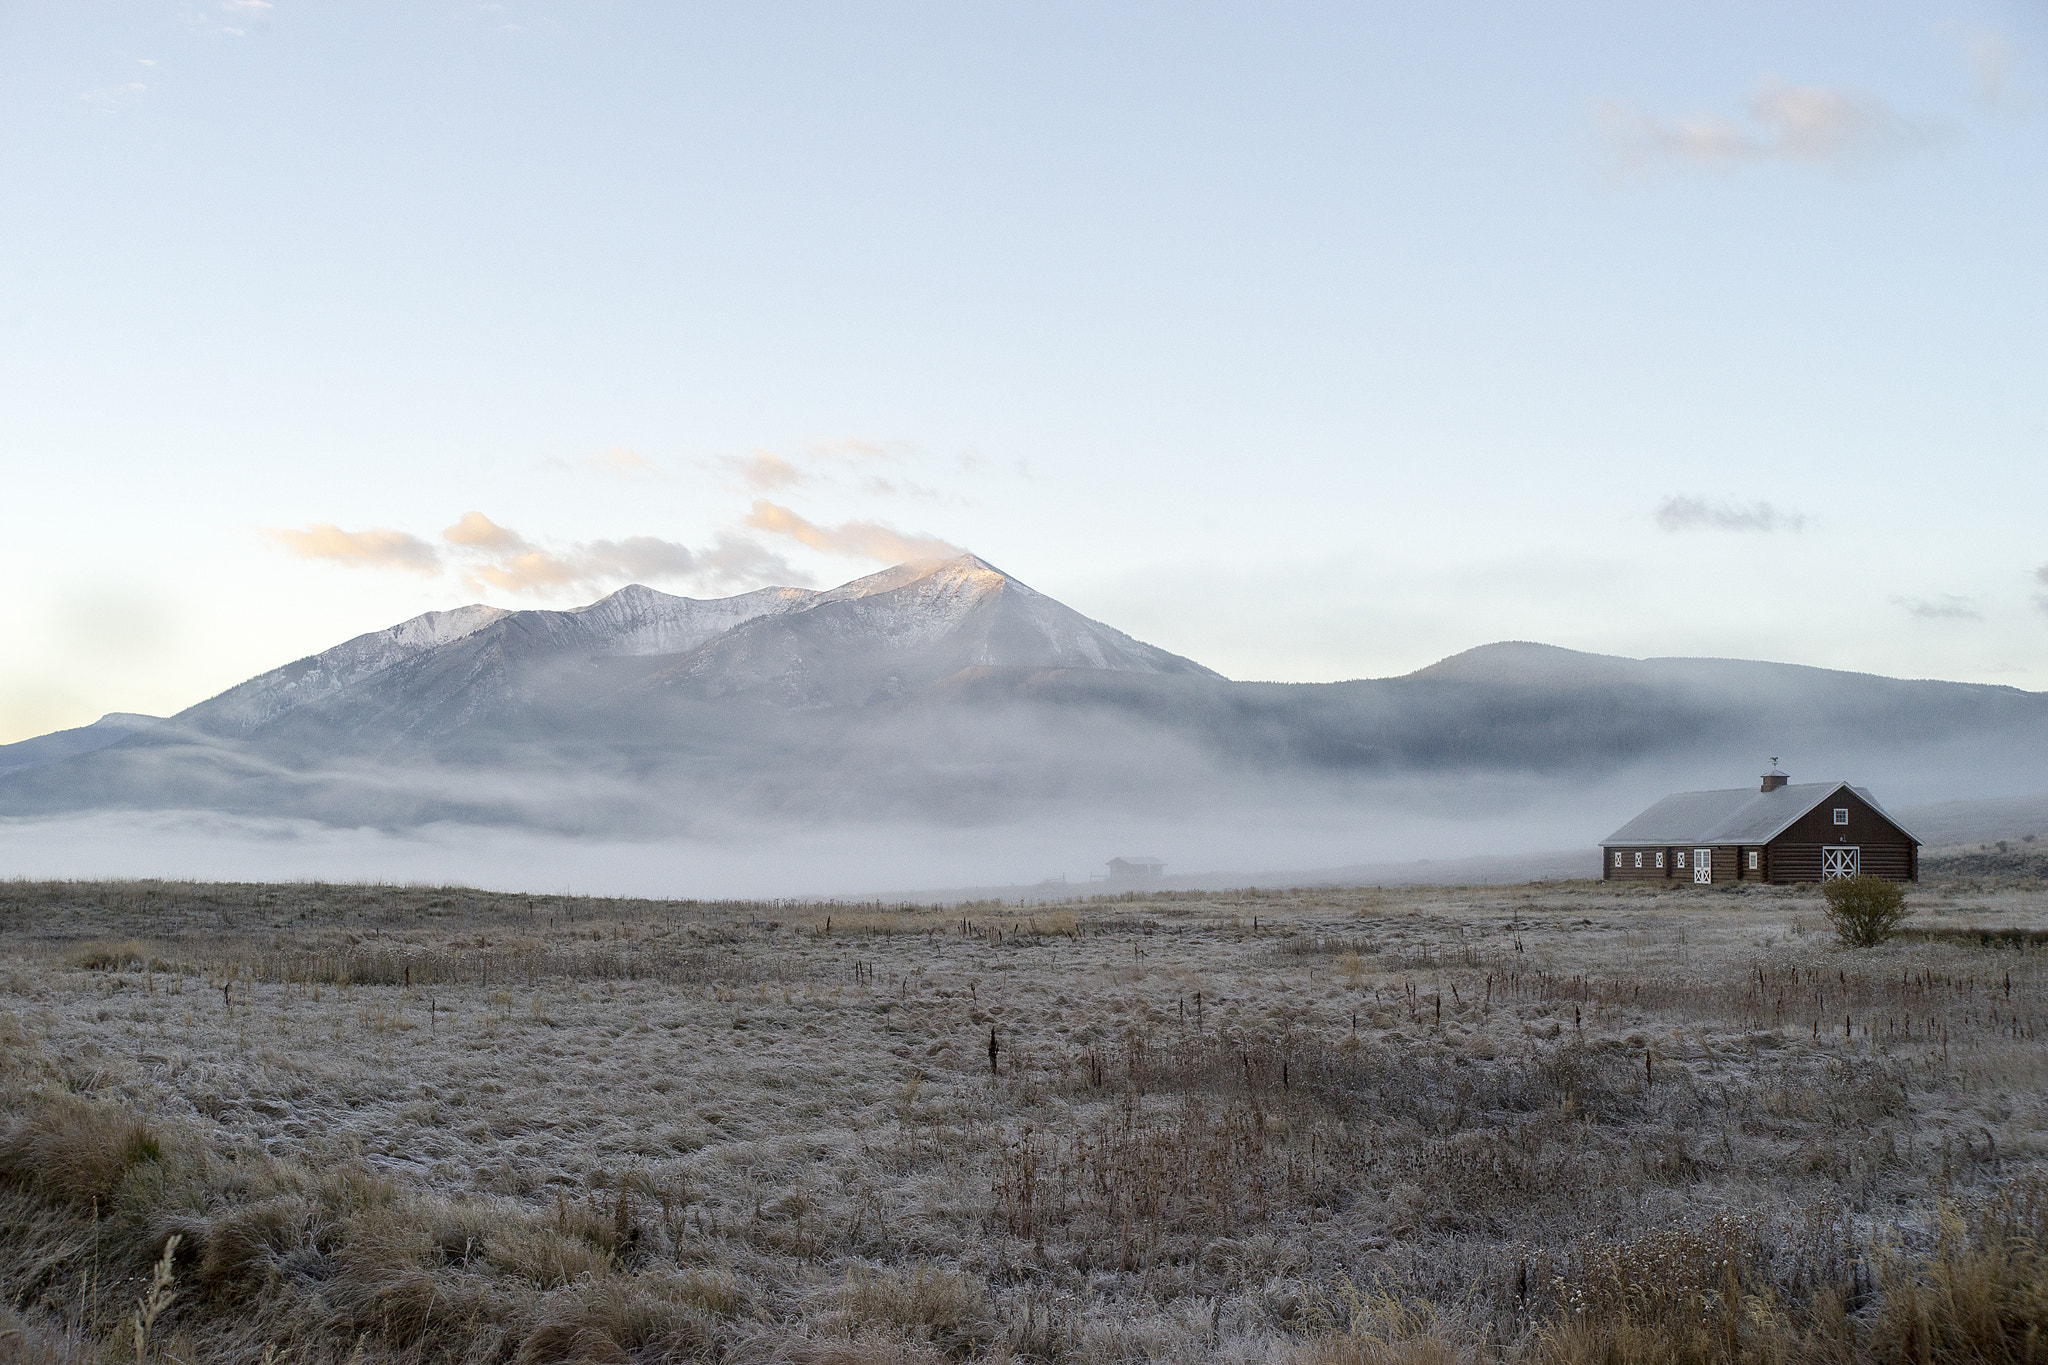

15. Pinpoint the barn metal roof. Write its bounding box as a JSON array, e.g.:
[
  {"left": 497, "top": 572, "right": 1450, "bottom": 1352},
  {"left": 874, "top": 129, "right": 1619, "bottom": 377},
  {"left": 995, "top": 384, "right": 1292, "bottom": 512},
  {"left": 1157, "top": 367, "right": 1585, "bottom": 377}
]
[{"left": 1602, "top": 781, "right": 1921, "bottom": 847}]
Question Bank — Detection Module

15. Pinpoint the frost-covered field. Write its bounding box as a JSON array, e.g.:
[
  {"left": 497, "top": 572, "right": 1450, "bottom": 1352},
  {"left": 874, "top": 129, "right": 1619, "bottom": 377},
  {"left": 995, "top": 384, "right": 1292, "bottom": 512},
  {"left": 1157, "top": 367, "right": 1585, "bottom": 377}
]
[{"left": 2, "top": 875, "right": 2046, "bottom": 1364}]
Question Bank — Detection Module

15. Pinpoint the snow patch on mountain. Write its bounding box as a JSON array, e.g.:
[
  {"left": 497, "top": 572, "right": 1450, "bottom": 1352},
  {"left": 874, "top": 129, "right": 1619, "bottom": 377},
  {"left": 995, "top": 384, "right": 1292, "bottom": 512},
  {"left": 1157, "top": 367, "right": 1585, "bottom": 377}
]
[
  {"left": 182, "top": 604, "right": 512, "bottom": 737},
  {"left": 568, "top": 583, "right": 816, "bottom": 656}
]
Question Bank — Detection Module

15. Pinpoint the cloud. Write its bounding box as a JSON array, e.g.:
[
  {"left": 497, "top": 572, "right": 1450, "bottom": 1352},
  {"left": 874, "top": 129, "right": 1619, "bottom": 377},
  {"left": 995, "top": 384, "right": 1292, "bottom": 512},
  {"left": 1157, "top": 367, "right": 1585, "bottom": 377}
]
[
  {"left": 1653, "top": 496, "right": 1809, "bottom": 534},
  {"left": 459, "top": 534, "right": 797, "bottom": 595},
  {"left": 697, "top": 535, "right": 806, "bottom": 587},
  {"left": 261, "top": 523, "right": 442, "bottom": 573},
  {"left": 810, "top": 436, "right": 903, "bottom": 463},
  {"left": 264, "top": 510, "right": 801, "bottom": 598},
  {"left": 1892, "top": 594, "right": 1983, "bottom": 621},
  {"left": 445, "top": 513, "right": 802, "bottom": 596},
  {"left": 1968, "top": 34, "right": 2017, "bottom": 107},
  {"left": 732, "top": 452, "right": 806, "bottom": 492},
  {"left": 539, "top": 448, "right": 659, "bottom": 479},
  {"left": 461, "top": 550, "right": 587, "bottom": 593},
  {"left": 744, "top": 501, "right": 961, "bottom": 563},
  {"left": 587, "top": 448, "right": 653, "bottom": 476},
  {"left": 721, "top": 439, "right": 957, "bottom": 505},
  {"left": 442, "top": 510, "right": 527, "bottom": 551},
  {"left": 1601, "top": 78, "right": 1939, "bottom": 175},
  {"left": 186, "top": 0, "right": 271, "bottom": 36},
  {"left": 80, "top": 82, "right": 149, "bottom": 113}
]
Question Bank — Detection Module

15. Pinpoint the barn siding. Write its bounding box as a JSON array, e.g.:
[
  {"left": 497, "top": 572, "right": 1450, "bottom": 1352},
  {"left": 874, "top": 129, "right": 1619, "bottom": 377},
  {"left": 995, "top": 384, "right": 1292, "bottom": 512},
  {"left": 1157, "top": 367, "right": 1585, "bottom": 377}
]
[
  {"left": 1604, "top": 847, "right": 1675, "bottom": 880},
  {"left": 1769, "top": 845, "right": 1826, "bottom": 883},
  {"left": 1764, "top": 786, "right": 1917, "bottom": 884}
]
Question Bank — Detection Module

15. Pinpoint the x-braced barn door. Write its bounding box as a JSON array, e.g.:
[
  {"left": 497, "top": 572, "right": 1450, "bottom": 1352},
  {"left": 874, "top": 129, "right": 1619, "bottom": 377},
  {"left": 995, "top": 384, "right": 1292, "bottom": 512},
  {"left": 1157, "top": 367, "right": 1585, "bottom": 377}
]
[
  {"left": 1821, "top": 846, "right": 1860, "bottom": 880},
  {"left": 1694, "top": 849, "right": 1712, "bottom": 884}
]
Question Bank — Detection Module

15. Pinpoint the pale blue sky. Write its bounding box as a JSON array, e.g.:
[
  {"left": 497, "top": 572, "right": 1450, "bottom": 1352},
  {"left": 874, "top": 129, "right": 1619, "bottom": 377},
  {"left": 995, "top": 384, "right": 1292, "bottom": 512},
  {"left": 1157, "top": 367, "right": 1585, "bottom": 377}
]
[{"left": 4, "top": 0, "right": 2044, "bottom": 742}]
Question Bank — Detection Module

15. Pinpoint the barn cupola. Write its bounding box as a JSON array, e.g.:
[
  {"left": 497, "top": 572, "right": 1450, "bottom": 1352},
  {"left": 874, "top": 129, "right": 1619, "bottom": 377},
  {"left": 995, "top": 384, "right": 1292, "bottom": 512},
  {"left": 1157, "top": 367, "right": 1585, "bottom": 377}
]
[{"left": 1760, "top": 760, "right": 1789, "bottom": 793}]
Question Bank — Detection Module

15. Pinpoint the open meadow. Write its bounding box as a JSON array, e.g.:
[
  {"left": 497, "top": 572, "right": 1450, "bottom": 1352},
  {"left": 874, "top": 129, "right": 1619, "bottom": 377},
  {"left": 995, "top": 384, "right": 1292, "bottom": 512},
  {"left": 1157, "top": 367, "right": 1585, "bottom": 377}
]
[{"left": 4, "top": 869, "right": 2047, "bottom": 1365}]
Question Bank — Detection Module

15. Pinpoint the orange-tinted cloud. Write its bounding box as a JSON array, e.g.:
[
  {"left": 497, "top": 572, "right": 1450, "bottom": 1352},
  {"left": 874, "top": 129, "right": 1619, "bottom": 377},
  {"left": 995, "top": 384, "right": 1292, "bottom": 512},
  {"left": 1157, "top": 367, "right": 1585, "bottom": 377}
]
[
  {"left": 261, "top": 523, "right": 442, "bottom": 573},
  {"left": 268, "top": 510, "right": 806, "bottom": 597},
  {"left": 732, "top": 452, "right": 806, "bottom": 491},
  {"left": 455, "top": 518, "right": 801, "bottom": 595},
  {"left": 744, "top": 500, "right": 960, "bottom": 563},
  {"left": 442, "top": 511, "right": 527, "bottom": 550}
]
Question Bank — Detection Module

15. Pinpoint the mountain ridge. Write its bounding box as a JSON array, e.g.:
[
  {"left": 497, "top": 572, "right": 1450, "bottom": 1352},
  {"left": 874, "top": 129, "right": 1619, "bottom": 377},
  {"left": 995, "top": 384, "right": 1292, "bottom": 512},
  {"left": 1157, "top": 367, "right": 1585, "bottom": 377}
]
[{"left": 3, "top": 556, "right": 2046, "bottom": 838}]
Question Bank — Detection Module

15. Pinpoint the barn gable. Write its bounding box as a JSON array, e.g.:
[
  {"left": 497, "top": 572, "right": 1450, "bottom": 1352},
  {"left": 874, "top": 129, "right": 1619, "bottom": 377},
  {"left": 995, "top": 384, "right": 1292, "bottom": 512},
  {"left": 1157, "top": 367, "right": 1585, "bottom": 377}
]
[{"left": 1603, "top": 781, "right": 1920, "bottom": 848}]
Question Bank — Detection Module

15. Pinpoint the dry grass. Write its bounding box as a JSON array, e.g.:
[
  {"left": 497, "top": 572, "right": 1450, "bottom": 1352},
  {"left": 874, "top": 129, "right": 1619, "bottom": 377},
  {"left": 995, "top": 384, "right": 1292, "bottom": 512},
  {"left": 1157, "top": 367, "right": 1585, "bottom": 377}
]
[{"left": 3, "top": 873, "right": 2047, "bottom": 1363}]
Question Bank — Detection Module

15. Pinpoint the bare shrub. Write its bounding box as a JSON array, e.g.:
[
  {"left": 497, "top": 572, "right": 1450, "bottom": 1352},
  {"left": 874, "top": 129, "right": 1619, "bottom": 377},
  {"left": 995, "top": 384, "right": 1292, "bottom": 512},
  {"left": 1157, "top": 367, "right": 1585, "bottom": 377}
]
[
  {"left": 1822, "top": 874, "right": 1908, "bottom": 947},
  {"left": 0, "top": 1094, "right": 162, "bottom": 1208},
  {"left": 484, "top": 1224, "right": 615, "bottom": 1289},
  {"left": 193, "top": 1196, "right": 314, "bottom": 1301},
  {"left": 512, "top": 1275, "right": 718, "bottom": 1365},
  {"left": 1863, "top": 1183, "right": 2048, "bottom": 1365},
  {"left": 1290, "top": 1294, "right": 1473, "bottom": 1365},
  {"left": 0, "top": 1301, "right": 79, "bottom": 1365},
  {"left": 837, "top": 1262, "right": 992, "bottom": 1355}
]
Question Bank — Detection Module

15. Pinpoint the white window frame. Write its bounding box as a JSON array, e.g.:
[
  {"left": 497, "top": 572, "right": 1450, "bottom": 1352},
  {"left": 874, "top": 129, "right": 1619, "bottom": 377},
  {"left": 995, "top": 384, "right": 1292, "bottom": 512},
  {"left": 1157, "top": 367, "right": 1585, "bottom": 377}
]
[
  {"left": 1676, "top": 850, "right": 1686, "bottom": 869},
  {"left": 1833, "top": 808, "right": 1849, "bottom": 826},
  {"left": 1694, "top": 848, "right": 1712, "bottom": 884},
  {"left": 1747, "top": 850, "right": 1759, "bottom": 871},
  {"left": 1655, "top": 851, "right": 1664, "bottom": 868},
  {"left": 1613, "top": 851, "right": 1622, "bottom": 867},
  {"left": 1634, "top": 852, "right": 1643, "bottom": 867},
  {"left": 1822, "top": 846, "right": 1859, "bottom": 880}
]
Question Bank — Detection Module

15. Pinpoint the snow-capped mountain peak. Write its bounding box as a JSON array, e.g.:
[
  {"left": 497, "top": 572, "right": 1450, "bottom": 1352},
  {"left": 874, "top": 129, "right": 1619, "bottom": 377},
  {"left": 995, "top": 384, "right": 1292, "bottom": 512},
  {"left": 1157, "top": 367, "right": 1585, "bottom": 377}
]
[{"left": 648, "top": 553, "right": 1219, "bottom": 703}]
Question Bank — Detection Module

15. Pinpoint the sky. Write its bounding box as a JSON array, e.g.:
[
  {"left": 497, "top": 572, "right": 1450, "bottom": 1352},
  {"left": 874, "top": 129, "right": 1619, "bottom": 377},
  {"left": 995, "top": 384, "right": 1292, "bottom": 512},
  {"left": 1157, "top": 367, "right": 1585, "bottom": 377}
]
[{"left": 3, "top": 0, "right": 2045, "bottom": 745}]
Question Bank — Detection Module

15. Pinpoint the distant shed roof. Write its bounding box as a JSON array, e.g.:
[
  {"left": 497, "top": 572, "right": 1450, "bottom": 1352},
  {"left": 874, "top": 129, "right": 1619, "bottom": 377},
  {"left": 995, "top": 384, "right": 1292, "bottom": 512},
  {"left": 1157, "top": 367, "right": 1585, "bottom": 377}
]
[{"left": 1603, "top": 781, "right": 1920, "bottom": 847}]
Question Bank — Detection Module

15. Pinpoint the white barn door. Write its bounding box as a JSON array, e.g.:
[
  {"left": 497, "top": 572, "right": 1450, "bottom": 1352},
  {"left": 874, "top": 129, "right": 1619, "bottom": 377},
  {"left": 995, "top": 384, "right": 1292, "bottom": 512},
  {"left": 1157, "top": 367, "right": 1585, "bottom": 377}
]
[
  {"left": 1694, "top": 849, "right": 1712, "bottom": 884},
  {"left": 1821, "top": 847, "right": 1860, "bottom": 880}
]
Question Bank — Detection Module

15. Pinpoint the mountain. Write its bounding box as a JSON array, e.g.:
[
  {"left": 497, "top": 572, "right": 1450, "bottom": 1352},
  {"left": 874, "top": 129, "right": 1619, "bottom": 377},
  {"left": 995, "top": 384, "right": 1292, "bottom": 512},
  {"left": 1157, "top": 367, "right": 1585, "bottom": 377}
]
[
  {"left": 135, "top": 556, "right": 1211, "bottom": 755},
  {"left": 0, "top": 712, "right": 161, "bottom": 776},
  {"left": 642, "top": 555, "right": 1218, "bottom": 705},
  {"left": 179, "top": 585, "right": 815, "bottom": 742},
  {"left": 2, "top": 558, "right": 2045, "bottom": 841}
]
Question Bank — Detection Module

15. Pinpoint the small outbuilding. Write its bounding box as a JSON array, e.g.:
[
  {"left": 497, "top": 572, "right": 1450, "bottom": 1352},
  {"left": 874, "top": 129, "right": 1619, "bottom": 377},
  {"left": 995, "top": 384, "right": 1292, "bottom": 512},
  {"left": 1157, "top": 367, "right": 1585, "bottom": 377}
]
[
  {"left": 1601, "top": 764, "right": 1920, "bottom": 884},
  {"left": 1104, "top": 857, "right": 1166, "bottom": 882}
]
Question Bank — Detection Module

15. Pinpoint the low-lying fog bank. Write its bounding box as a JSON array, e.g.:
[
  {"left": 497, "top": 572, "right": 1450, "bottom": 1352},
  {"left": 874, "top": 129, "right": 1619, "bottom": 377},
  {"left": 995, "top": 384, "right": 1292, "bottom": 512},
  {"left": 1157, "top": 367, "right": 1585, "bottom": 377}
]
[{"left": 5, "top": 785, "right": 2044, "bottom": 900}]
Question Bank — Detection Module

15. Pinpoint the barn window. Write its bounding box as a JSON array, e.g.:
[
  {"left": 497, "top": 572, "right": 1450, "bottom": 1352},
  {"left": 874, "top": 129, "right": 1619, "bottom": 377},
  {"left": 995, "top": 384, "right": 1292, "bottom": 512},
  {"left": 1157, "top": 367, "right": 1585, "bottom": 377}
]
[
  {"left": 1833, "top": 808, "right": 1849, "bottom": 825},
  {"left": 1634, "top": 852, "right": 1642, "bottom": 867},
  {"left": 1748, "top": 850, "right": 1759, "bottom": 870},
  {"left": 1613, "top": 851, "right": 1622, "bottom": 867},
  {"left": 1655, "top": 851, "right": 1664, "bottom": 868},
  {"left": 1676, "top": 850, "right": 1686, "bottom": 869}
]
